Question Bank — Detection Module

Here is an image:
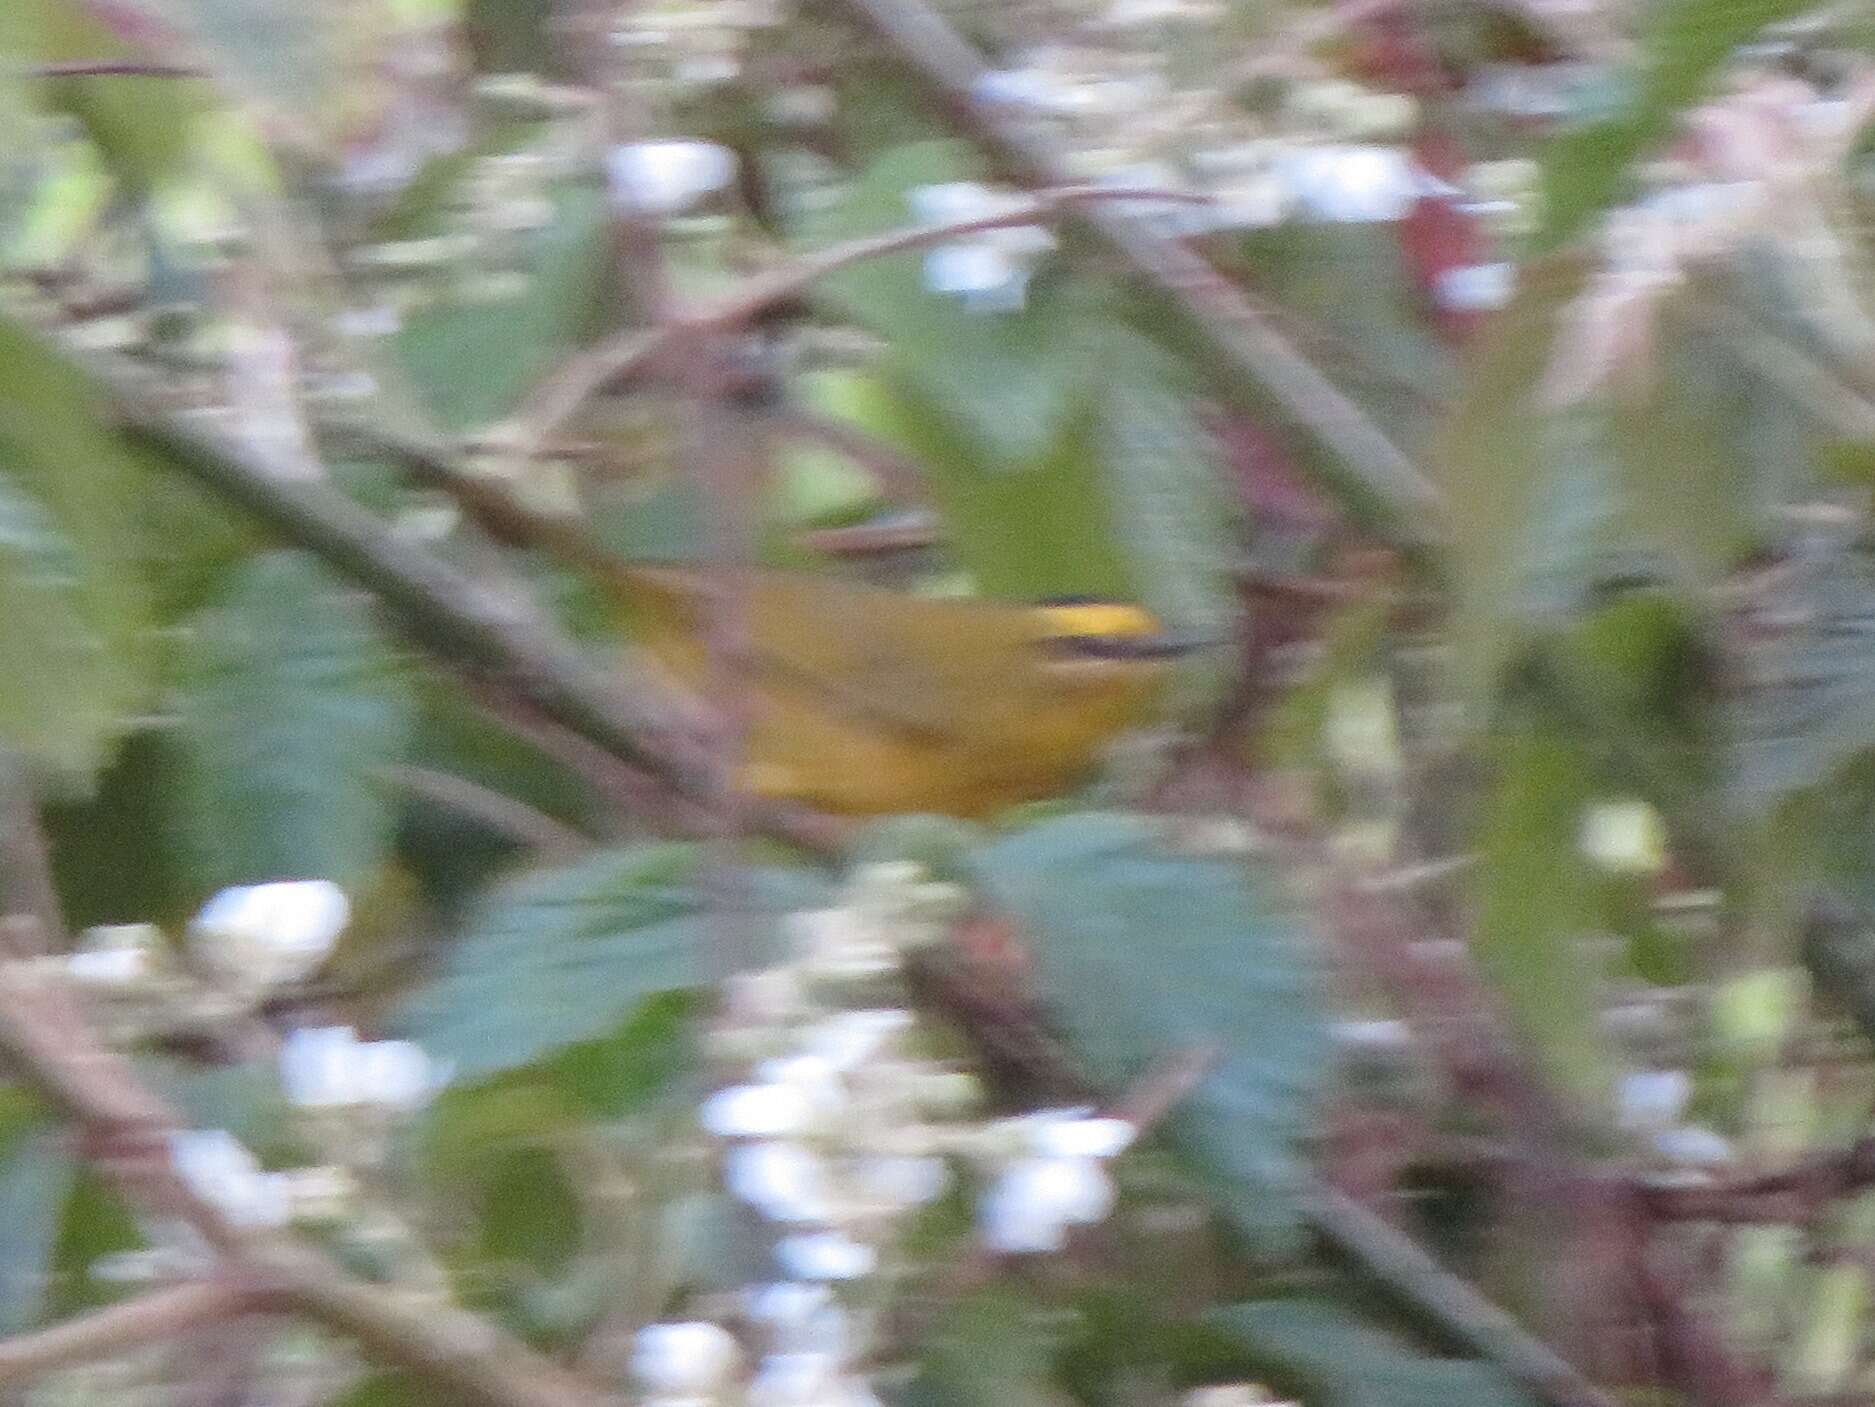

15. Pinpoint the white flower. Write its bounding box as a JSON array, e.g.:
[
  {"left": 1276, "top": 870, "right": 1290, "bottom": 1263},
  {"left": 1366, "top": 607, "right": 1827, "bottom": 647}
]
[
  {"left": 606, "top": 139, "right": 738, "bottom": 216},
  {"left": 701, "top": 1082, "right": 814, "bottom": 1138},
  {"left": 1024, "top": 1109, "right": 1136, "bottom": 1159},
  {"left": 1579, "top": 800, "right": 1666, "bottom": 874},
  {"left": 630, "top": 1320, "right": 742, "bottom": 1394},
  {"left": 1618, "top": 1069, "right": 1692, "bottom": 1132},
  {"left": 168, "top": 1129, "right": 290, "bottom": 1229},
  {"left": 775, "top": 1230, "right": 876, "bottom": 1280},
  {"left": 66, "top": 925, "right": 157, "bottom": 988},
  {"left": 857, "top": 1154, "right": 950, "bottom": 1208},
  {"left": 1283, "top": 145, "right": 1427, "bottom": 223},
  {"left": 1330, "top": 1018, "right": 1415, "bottom": 1054},
  {"left": 190, "top": 881, "right": 349, "bottom": 988},
  {"left": 755, "top": 1054, "right": 847, "bottom": 1126},
  {"left": 805, "top": 1009, "right": 914, "bottom": 1070},
  {"left": 748, "top": 1351, "right": 839, "bottom": 1407},
  {"left": 278, "top": 1026, "right": 440, "bottom": 1113},
  {"left": 726, "top": 1142, "right": 836, "bottom": 1223},
  {"left": 908, "top": 182, "right": 1056, "bottom": 315},
  {"left": 1653, "top": 1124, "right": 1734, "bottom": 1169},
  {"left": 1435, "top": 262, "right": 1515, "bottom": 312},
  {"left": 746, "top": 1279, "right": 830, "bottom": 1326},
  {"left": 978, "top": 1155, "right": 1115, "bottom": 1252}
]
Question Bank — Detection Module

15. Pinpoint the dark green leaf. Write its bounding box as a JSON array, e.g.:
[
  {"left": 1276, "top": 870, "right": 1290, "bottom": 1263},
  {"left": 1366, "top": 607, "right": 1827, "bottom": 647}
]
[
  {"left": 967, "top": 812, "right": 1328, "bottom": 1251},
  {"left": 395, "top": 845, "right": 828, "bottom": 1080},
  {"left": 1537, "top": 0, "right": 1810, "bottom": 250},
  {"left": 1208, "top": 1298, "right": 1539, "bottom": 1407},
  {"left": 172, "top": 550, "right": 415, "bottom": 892}
]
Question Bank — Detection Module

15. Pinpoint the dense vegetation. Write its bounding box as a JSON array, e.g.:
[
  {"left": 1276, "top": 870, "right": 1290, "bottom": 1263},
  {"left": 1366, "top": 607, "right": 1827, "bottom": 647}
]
[{"left": 4, "top": 0, "right": 1875, "bottom": 1404}]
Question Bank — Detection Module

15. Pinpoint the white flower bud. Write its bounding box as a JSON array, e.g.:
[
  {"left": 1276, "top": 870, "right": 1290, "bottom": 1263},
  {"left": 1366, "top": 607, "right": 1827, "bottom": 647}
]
[
  {"left": 1284, "top": 145, "right": 1427, "bottom": 224},
  {"left": 857, "top": 1154, "right": 950, "bottom": 1208},
  {"left": 1617, "top": 1069, "right": 1692, "bottom": 1132},
  {"left": 630, "top": 1320, "right": 742, "bottom": 1394},
  {"left": 979, "top": 1156, "right": 1115, "bottom": 1253},
  {"left": 606, "top": 140, "right": 738, "bottom": 216},
  {"left": 755, "top": 1055, "right": 846, "bottom": 1125},
  {"left": 168, "top": 1129, "right": 290, "bottom": 1228},
  {"left": 774, "top": 1231, "right": 876, "bottom": 1281},
  {"left": 66, "top": 925, "right": 162, "bottom": 988},
  {"left": 1435, "top": 262, "right": 1515, "bottom": 313},
  {"left": 805, "top": 1009, "right": 914, "bottom": 1070},
  {"left": 189, "top": 881, "right": 349, "bottom": 988},
  {"left": 1579, "top": 800, "right": 1666, "bottom": 873},
  {"left": 701, "top": 1082, "right": 813, "bottom": 1138},
  {"left": 1653, "top": 1124, "right": 1734, "bottom": 1168},
  {"left": 726, "top": 1142, "right": 835, "bottom": 1223},
  {"left": 278, "top": 1026, "right": 441, "bottom": 1113},
  {"left": 1026, "top": 1110, "right": 1135, "bottom": 1159}
]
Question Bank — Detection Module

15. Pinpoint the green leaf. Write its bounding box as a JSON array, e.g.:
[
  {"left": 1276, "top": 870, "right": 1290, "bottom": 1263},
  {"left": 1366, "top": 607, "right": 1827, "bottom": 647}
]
[
  {"left": 0, "top": 315, "right": 155, "bottom": 774},
  {"left": 1728, "top": 546, "right": 1875, "bottom": 811},
  {"left": 1208, "top": 1298, "right": 1539, "bottom": 1407},
  {"left": 806, "top": 140, "right": 1091, "bottom": 466},
  {"left": 395, "top": 844, "right": 829, "bottom": 1081},
  {"left": 1435, "top": 259, "right": 1601, "bottom": 706},
  {"left": 967, "top": 812, "right": 1328, "bottom": 1251},
  {"left": 1471, "top": 711, "right": 1611, "bottom": 1111},
  {"left": 0, "top": 1093, "right": 67, "bottom": 1334},
  {"left": 1536, "top": 0, "right": 1810, "bottom": 250},
  {"left": 171, "top": 550, "right": 415, "bottom": 892},
  {"left": 392, "top": 184, "right": 615, "bottom": 432}
]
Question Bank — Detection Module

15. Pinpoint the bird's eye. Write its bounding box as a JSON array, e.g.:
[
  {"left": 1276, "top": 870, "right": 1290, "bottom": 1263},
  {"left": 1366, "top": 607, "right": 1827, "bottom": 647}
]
[{"left": 1033, "top": 634, "right": 1208, "bottom": 661}]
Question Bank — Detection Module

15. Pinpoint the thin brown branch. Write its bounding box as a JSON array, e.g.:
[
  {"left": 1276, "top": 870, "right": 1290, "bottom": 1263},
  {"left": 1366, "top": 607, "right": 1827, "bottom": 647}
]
[
  {"left": 0, "top": 1282, "right": 255, "bottom": 1385},
  {"left": 0, "top": 753, "right": 65, "bottom": 955},
  {"left": 377, "top": 764, "right": 594, "bottom": 857},
  {"left": 1300, "top": 1182, "right": 1625, "bottom": 1407},
  {"left": 506, "top": 186, "right": 1213, "bottom": 461},
  {"left": 1102, "top": 1040, "right": 1222, "bottom": 1133},
  {"left": 0, "top": 954, "right": 615, "bottom": 1407},
  {"left": 1641, "top": 1134, "right": 1875, "bottom": 1224},
  {"left": 34, "top": 327, "right": 840, "bottom": 855},
  {"left": 27, "top": 60, "right": 205, "bottom": 79},
  {"left": 813, "top": 0, "right": 1445, "bottom": 556}
]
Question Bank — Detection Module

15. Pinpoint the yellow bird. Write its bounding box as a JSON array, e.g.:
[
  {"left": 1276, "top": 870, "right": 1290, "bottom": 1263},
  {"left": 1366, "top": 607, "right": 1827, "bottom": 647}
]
[{"left": 607, "top": 563, "right": 1195, "bottom": 818}]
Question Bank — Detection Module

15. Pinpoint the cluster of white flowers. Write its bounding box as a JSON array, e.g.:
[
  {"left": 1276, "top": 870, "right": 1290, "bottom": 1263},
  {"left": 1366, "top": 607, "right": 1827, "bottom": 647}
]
[
  {"left": 629, "top": 862, "right": 1141, "bottom": 1405},
  {"left": 61, "top": 881, "right": 445, "bottom": 1235}
]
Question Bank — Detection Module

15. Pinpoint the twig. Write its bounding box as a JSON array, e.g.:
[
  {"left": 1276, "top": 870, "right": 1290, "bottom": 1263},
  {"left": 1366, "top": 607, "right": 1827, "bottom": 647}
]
[
  {"left": 34, "top": 328, "right": 841, "bottom": 855},
  {"left": 26, "top": 60, "right": 205, "bottom": 79},
  {"left": 1299, "top": 1182, "right": 1624, "bottom": 1407},
  {"left": 0, "top": 1282, "right": 255, "bottom": 1385},
  {"left": 0, "top": 953, "right": 616, "bottom": 1407},
  {"left": 813, "top": 0, "right": 1445, "bottom": 556},
  {"left": 377, "top": 764, "right": 594, "bottom": 857},
  {"left": 0, "top": 752, "right": 66, "bottom": 954},
  {"left": 1640, "top": 1134, "right": 1875, "bottom": 1224},
  {"left": 506, "top": 186, "right": 1213, "bottom": 462},
  {"left": 1102, "top": 1040, "right": 1222, "bottom": 1133}
]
